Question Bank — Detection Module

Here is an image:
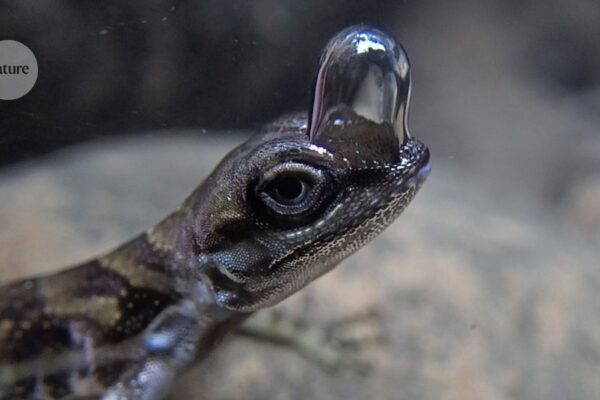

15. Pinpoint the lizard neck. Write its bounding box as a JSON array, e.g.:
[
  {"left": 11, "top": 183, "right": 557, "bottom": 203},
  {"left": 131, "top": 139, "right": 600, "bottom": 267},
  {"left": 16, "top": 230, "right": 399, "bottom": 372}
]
[
  {"left": 98, "top": 201, "right": 250, "bottom": 336},
  {"left": 85, "top": 207, "right": 251, "bottom": 364},
  {"left": 99, "top": 201, "right": 206, "bottom": 295}
]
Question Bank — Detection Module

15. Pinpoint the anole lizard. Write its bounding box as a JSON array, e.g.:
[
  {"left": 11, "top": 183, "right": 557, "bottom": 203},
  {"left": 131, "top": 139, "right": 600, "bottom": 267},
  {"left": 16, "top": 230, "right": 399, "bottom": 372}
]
[{"left": 0, "top": 26, "right": 430, "bottom": 399}]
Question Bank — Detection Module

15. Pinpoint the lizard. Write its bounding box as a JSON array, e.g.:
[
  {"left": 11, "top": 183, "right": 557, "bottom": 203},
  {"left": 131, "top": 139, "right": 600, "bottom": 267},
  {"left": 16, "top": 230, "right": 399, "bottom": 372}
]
[{"left": 0, "top": 25, "right": 431, "bottom": 400}]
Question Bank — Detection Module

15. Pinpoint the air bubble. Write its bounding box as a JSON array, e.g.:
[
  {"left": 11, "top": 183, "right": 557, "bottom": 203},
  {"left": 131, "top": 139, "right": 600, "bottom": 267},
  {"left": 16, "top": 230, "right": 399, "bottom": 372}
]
[{"left": 308, "top": 26, "right": 412, "bottom": 144}]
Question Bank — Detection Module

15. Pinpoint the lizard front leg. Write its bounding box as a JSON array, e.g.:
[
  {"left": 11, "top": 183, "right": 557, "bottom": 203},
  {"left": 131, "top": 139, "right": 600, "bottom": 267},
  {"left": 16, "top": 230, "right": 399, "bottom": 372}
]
[
  {"left": 101, "top": 357, "right": 177, "bottom": 400},
  {"left": 102, "top": 302, "right": 202, "bottom": 400}
]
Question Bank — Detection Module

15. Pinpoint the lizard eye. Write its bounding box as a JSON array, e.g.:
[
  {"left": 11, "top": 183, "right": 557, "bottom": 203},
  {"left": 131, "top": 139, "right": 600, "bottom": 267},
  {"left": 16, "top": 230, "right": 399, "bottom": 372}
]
[
  {"left": 255, "top": 162, "right": 328, "bottom": 218},
  {"left": 267, "top": 175, "right": 311, "bottom": 206}
]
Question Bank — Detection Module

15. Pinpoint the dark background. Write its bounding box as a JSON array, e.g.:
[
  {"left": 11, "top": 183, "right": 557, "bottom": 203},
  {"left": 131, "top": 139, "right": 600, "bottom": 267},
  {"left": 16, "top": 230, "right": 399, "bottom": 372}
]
[
  {"left": 2, "top": 0, "right": 596, "bottom": 164},
  {"left": 0, "top": 0, "right": 414, "bottom": 165}
]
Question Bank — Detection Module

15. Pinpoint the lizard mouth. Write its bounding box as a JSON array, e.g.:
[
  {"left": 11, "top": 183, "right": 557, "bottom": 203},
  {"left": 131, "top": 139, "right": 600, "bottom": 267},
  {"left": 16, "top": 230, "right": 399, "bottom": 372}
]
[
  {"left": 405, "top": 144, "right": 431, "bottom": 190},
  {"left": 388, "top": 134, "right": 431, "bottom": 214}
]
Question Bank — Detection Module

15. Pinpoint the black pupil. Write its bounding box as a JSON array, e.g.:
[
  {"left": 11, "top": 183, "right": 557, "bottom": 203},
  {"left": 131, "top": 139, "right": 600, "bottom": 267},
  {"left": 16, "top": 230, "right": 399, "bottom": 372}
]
[{"left": 275, "top": 177, "right": 304, "bottom": 201}]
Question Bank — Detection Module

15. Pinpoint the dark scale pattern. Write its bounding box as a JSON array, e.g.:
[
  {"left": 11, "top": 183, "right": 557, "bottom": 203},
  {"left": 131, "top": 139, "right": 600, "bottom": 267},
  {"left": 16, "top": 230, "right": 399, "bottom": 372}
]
[
  {"left": 0, "top": 258, "right": 178, "bottom": 365},
  {"left": 104, "top": 286, "right": 176, "bottom": 342},
  {"left": 0, "top": 376, "right": 35, "bottom": 400},
  {"left": 0, "top": 279, "right": 73, "bottom": 363},
  {"left": 118, "top": 233, "right": 178, "bottom": 275},
  {"left": 43, "top": 373, "right": 71, "bottom": 399},
  {"left": 0, "top": 250, "right": 179, "bottom": 398},
  {"left": 94, "top": 360, "right": 130, "bottom": 389},
  {"left": 0, "top": 315, "right": 73, "bottom": 364}
]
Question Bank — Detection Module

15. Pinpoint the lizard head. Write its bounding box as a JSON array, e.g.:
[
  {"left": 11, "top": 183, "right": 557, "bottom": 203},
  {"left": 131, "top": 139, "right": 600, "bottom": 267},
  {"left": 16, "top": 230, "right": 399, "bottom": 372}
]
[{"left": 189, "top": 26, "right": 430, "bottom": 312}]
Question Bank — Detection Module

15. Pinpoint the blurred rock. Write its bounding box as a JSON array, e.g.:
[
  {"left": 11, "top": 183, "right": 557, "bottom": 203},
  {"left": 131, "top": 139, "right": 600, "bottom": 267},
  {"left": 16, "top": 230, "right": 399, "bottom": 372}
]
[
  {"left": 560, "top": 123, "right": 600, "bottom": 238},
  {"left": 402, "top": 0, "right": 600, "bottom": 206},
  {"left": 566, "top": 175, "right": 600, "bottom": 241},
  {"left": 0, "top": 134, "right": 598, "bottom": 400}
]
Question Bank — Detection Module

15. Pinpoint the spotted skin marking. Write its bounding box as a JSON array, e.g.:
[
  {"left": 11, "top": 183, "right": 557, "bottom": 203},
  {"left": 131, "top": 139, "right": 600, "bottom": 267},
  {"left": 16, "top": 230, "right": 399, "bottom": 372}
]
[{"left": 0, "top": 237, "right": 180, "bottom": 399}]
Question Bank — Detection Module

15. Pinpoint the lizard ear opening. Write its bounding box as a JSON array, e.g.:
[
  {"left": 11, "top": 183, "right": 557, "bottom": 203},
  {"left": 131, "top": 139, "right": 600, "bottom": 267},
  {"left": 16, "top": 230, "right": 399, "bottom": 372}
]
[{"left": 307, "top": 25, "right": 412, "bottom": 147}]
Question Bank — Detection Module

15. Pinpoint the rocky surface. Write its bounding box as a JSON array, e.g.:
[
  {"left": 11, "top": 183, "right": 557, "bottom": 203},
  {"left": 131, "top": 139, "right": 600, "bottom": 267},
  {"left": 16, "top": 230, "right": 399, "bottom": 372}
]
[{"left": 0, "top": 134, "right": 598, "bottom": 400}]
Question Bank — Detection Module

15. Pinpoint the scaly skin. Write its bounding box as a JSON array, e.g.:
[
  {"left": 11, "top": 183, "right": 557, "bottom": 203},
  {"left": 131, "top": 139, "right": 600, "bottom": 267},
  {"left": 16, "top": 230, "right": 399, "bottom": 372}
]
[{"left": 0, "top": 26, "right": 430, "bottom": 399}]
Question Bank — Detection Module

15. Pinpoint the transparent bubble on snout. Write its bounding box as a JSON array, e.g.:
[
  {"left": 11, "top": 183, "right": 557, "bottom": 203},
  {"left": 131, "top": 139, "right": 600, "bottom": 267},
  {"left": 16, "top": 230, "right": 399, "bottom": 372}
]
[{"left": 308, "top": 26, "right": 412, "bottom": 145}]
